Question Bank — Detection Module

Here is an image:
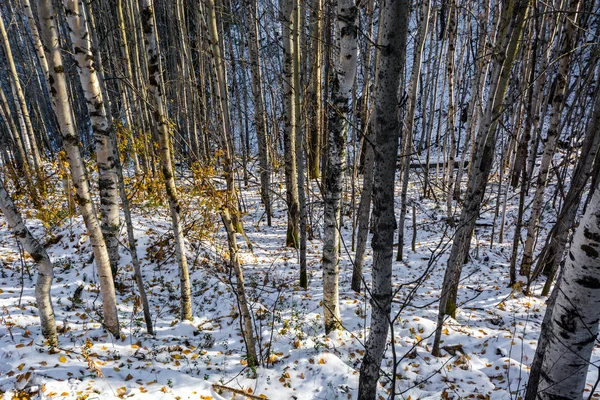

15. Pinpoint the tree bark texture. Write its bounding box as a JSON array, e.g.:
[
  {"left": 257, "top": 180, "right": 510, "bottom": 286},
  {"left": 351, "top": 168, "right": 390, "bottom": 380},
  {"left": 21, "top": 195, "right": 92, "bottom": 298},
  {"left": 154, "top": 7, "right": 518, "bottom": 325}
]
[
  {"left": 141, "top": 0, "right": 193, "bottom": 321},
  {"left": 37, "top": 0, "right": 120, "bottom": 336},
  {"left": 357, "top": 0, "right": 410, "bottom": 396},
  {"left": 64, "top": 0, "right": 121, "bottom": 276},
  {"left": 322, "top": 0, "right": 358, "bottom": 334},
  {"left": 0, "top": 179, "right": 57, "bottom": 346}
]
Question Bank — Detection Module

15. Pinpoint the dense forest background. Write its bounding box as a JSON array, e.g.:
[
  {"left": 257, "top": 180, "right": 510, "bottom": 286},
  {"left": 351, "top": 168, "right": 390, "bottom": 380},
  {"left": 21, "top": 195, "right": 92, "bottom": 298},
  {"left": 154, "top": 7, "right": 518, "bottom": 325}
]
[{"left": 0, "top": 0, "right": 599, "bottom": 399}]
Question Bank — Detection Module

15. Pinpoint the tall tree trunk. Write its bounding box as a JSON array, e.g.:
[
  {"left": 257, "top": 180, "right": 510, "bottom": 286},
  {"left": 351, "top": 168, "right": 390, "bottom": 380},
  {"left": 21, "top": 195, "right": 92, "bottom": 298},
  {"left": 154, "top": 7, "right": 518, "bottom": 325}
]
[
  {"left": 322, "top": 0, "right": 358, "bottom": 334},
  {"left": 357, "top": 0, "right": 410, "bottom": 396},
  {"left": 307, "top": 0, "right": 323, "bottom": 179},
  {"left": 432, "top": 0, "right": 529, "bottom": 356},
  {"left": 524, "top": 177, "right": 600, "bottom": 400},
  {"left": 220, "top": 208, "right": 258, "bottom": 367},
  {"left": 116, "top": 0, "right": 141, "bottom": 175},
  {"left": 293, "top": 0, "right": 308, "bottom": 289},
  {"left": 37, "top": 0, "right": 120, "bottom": 336},
  {"left": 445, "top": 1, "right": 457, "bottom": 218},
  {"left": 350, "top": 0, "right": 376, "bottom": 293},
  {"left": 281, "top": 0, "right": 300, "bottom": 248},
  {"left": 141, "top": 0, "right": 193, "bottom": 321},
  {"left": 0, "top": 179, "right": 57, "bottom": 346},
  {"left": 520, "top": 0, "right": 581, "bottom": 277},
  {"left": 64, "top": 0, "right": 121, "bottom": 277},
  {"left": 0, "top": 8, "right": 44, "bottom": 190},
  {"left": 243, "top": 0, "right": 272, "bottom": 226},
  {"left": 533, "top": 70, "right": 600, "bottom": 295},
  {"left": 397, "top": 0, "right": 430, "bottom": 261}
]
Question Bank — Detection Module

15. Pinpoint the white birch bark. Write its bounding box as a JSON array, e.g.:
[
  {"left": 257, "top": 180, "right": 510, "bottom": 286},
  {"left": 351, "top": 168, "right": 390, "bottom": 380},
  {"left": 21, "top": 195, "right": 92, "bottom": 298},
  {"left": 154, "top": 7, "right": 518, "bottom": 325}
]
[
  {"left": 63, "top": 0, "right": 121, "bottom": 275},
  {"left": 528, "top": 178, "right": 600, "bottom": 399},
  {"left": 0, "top": 179, "right": 57, "bottom": 346},
  {"left": 322, "top": 0, "right": 358, "bottom": 334},
  {"left": 37, "top": 0, "right": 120, "bottom": 336},
  {"left": 141, "top": 0, "right": 193, "bottom": 321}
]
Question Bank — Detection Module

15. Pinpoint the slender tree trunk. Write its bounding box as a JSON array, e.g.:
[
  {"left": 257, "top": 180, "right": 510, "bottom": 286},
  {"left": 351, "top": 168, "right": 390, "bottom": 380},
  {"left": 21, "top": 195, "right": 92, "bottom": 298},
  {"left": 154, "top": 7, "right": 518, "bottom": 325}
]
[
  {"left": 141, "top": 0, "right": 193, "bottom": 321},
  {"left": 432, "top": 0, "right": 529, "bottom": 356},
  {"left": 0, "top": 179, "right": 57, "bottom": 347},
  {"left": 322, "top": 0, "right": 358, "bottom": 334},
  {"left": 357, "top": 0, "right": 410, "bottom": 396},
  {"left": 533, "top": 72, "right": 600, "bottom": 295},
  {"left": 281, "top": 0, "right": 300, "bottom": 248},
  {"left": 0, "top": 85, "right": 28, "bottom": 174},
  {"left": 350, "top": 0, "right": 376, "bottom": 293},
  {"left": 64, "top": 0, "right": 121, "bottom": 277},
  {"left": 220, "top": 208, "right": 258, "bottom": 367},
  {"left": 116, "top": 0, "right": 141, "bottom": 175},
  {"left": 352, "top": 138, "right": 374, "bottom": 293},
  {"left": 307, "top": 0, "right": 323, "bottom": 179},
  {"left": 37, "top": 0, "right": 120, "bottom": 336},
  {"left": 243, "top": 0, "right": 272, "bottom": 226},
  {"left": 397, "top": 0, "right": 430, "bottom": 261},
  {"left": 520, "top": 0, "right": 581, "bottom": 277},
  {"left": 0, "top": 8, "right": 44, "bottom": 189},
  {"left": 445, "top": 1, "right": 457, "bottom": 218},
  {"left": 293, "top": 1, "right": 308, "bottom": 289},
  {"left": 524, "top": 178, "right": 600, "bottom": 400}
]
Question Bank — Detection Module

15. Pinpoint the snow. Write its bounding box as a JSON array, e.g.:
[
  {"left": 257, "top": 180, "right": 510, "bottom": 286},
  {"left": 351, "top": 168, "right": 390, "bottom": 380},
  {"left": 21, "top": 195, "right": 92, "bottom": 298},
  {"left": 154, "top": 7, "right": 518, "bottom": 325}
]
[{"left": 0, "top": 170, "right": 599, "bottom": 400}]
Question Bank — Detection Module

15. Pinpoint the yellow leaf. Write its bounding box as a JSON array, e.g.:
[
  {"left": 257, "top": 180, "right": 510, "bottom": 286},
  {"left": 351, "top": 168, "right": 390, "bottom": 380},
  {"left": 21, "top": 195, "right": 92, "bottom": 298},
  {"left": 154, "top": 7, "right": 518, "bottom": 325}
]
[
  {"left": 160, "top": 386, "right": 167, "bottom": 393},
  {"left": 15, "top": 344, "right": 25, "bottom": 348},
  {"left": 318, "top": 358, "right": 326, "bottom": 364},
  {"left": 61, "top": 392, "right": 69, "bottom": 396},
  {"left": 131, "top": 344, "right": 139, "bottom": 349},
  {"left": 59, "top": 355, "right": 67, "bottom": 363},
  {"left": 17, "top": 363, "right": 25, "bottom": 371}
]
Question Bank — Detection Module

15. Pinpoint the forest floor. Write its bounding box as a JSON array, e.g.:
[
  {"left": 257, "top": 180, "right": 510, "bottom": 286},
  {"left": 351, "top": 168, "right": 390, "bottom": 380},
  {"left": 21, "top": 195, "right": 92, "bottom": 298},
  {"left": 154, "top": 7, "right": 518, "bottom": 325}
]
[{"left": 0, "top": 167, "right": 599, "bottom": 400}]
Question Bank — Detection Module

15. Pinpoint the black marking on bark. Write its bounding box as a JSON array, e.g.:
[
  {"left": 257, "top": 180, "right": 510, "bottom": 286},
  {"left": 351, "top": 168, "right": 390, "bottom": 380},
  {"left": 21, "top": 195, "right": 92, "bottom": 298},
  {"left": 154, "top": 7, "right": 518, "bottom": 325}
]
[
  {"left": 575, "top": 275, "right": 600, "bottom": 289},
  {"left": 580, "top": 244, "right": 598, "bottom": 258},
  {"left": 583, "top": 227, "right": 600, "bottom": 242}
]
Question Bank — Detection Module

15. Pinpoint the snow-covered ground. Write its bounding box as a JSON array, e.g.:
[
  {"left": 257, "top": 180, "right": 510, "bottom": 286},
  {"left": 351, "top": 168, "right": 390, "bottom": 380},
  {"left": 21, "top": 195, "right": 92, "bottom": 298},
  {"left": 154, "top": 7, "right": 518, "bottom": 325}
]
[{"left": 0, "top": 169, "right": 598, "bottom": 399}]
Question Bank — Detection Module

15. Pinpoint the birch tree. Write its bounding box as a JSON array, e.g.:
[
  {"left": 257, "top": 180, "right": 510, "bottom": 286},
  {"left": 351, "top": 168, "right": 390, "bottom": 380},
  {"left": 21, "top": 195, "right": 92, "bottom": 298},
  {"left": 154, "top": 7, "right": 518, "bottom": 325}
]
[
  {"left": 37, "top": 0, "right": 120, "bottom": 336},
  {"left": 280, "top": 0, "right": 300, "bottom": 248},
  {"left": 519, "top": 0, "right": 581, "bottom": 277},
  {"left": 243, "top": 0, "right": 272, "bottom": 226},
  {"left": 322, "top": 0, "right": 358, "bottom": 334},
  {"left": 141, "top": 0, "right": 193, "bottom": 321},
  {"left": 524, "top": 178, "right": 600, "bottom": 400},
  {"left": 63, "top": 0, "right": 121, "bottom": 276},
  {"left": 0, "top": 8, "right": 44, "bottom": 188},
  {"left": 397, "top": 0, "right": 430, "bottom": 261},
  {"left": 307, "top": 0, "right": 323, "bottom": 179},
  {"left": 0, "top": 178, "right": 57, "bottom": 347}
]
